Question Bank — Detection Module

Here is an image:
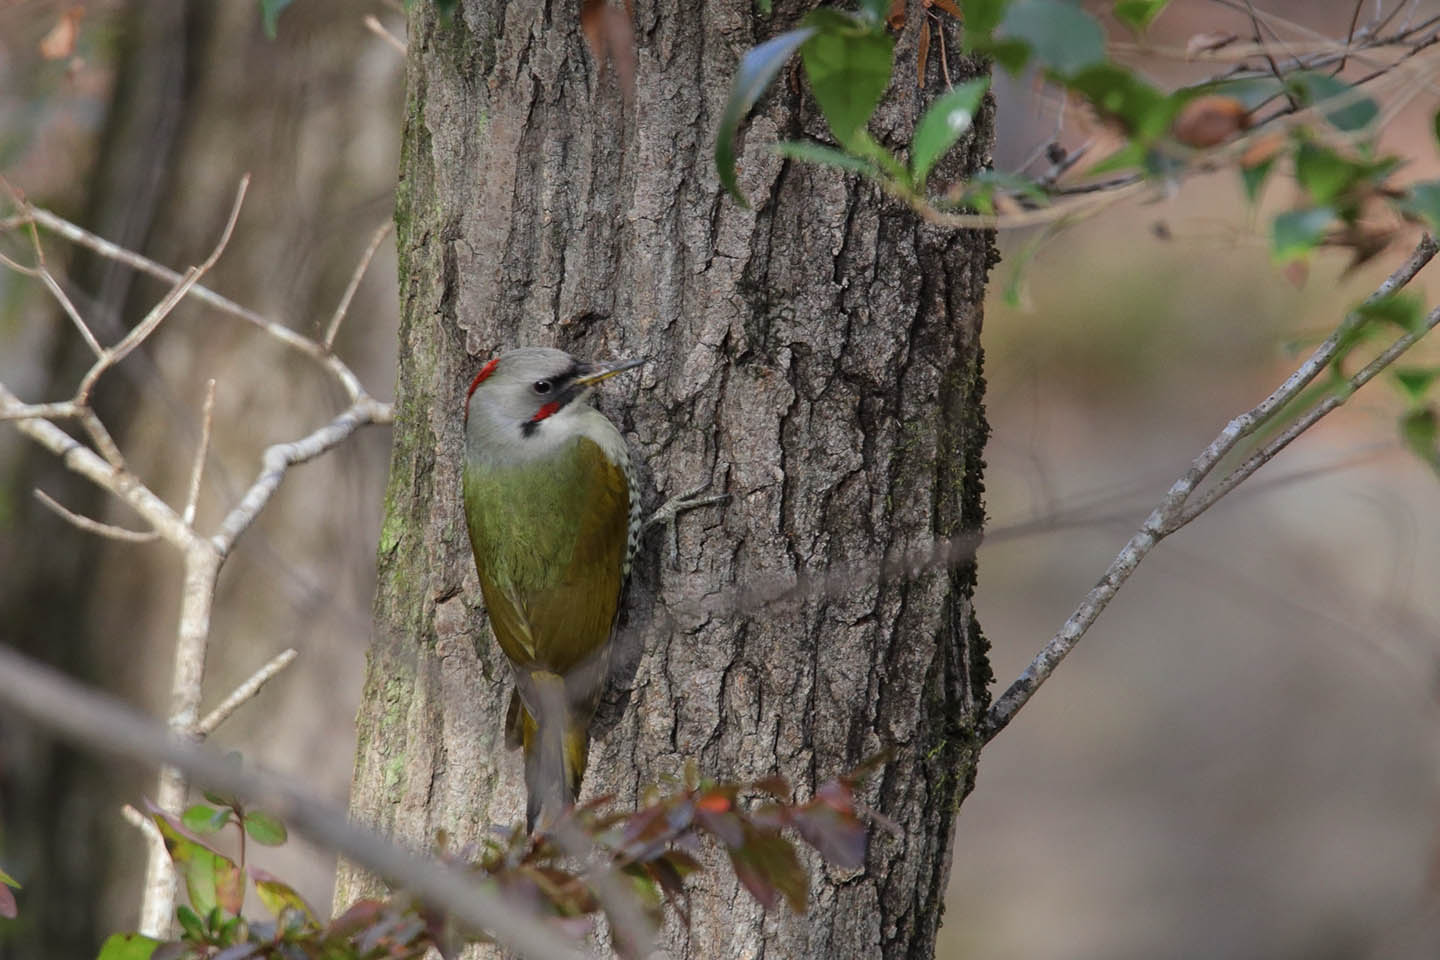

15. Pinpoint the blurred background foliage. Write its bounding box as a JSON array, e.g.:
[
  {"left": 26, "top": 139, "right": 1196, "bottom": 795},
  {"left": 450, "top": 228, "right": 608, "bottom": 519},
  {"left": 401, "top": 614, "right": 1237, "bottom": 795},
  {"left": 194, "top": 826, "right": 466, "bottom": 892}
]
[{"left": 3, "top": 1, "right": 1440, "bottom": 958}]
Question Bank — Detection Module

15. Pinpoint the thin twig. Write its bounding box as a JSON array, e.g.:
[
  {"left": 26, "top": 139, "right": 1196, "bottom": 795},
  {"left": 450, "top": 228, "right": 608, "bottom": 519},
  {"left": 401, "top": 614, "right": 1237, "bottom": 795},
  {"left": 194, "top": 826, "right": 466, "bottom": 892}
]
[
  {"left": 74, "top": 176, "right": 249, "bottom": 405},
  {"left": 33, "top": 489, "right": 159, "bottom": 543},
  {"left": 363, "top": 14, "right": 407, "bottom": 55},
  {"left": 183, "top": 380, "right": 217, "bottom": 526},
  {"left": 210, "top": 396, "right": 391, "bottom": 555},
  {"left": 195, "top": 647, "right": 299, "bottom": 737},
  {"left": 324, "top": 222, "right": 392, "bottom": 350},
  {"left": 0, "top": 646, "right": 589, "bottom": 960},
  {"left": 981, "top": 232, "right": 1440, "bottom": 743}
]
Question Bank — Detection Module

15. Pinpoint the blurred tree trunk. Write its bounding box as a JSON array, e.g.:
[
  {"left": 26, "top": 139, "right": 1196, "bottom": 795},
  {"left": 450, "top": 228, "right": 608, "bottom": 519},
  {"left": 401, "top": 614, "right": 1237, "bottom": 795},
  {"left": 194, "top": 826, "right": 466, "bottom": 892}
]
[
  {"left": 0, "top": 4, "right": 188, "bottom": 957},
  {"left": 338, "top": 1, "right": 993, "bottom": 956},
  {"left": 2, "top": 0, "right": 402, "bottom": 949}
]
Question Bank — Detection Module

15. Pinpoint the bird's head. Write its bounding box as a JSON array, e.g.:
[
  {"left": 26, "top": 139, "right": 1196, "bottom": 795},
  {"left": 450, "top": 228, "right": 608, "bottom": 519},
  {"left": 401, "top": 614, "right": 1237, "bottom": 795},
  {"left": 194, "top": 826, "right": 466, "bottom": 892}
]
[{"left": 464, "top": 347, "right": 644, "bottom": 439}]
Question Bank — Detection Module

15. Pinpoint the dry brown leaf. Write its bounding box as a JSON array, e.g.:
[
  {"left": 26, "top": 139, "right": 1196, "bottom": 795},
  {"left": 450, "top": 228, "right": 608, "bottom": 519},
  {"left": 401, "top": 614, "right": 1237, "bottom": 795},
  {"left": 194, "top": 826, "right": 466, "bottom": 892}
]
[
  {"left": 1171, "top": 95, "right": 1249, "bottom": 148},
  {"left": 887, "top": 0, "right": 905, "bottom": 30},
  {"left": 39, "top": 6, "right": 84, "bottom": 61},
  {"left": 1240, "top": 132, "right": 1286, "bottom": 169}
]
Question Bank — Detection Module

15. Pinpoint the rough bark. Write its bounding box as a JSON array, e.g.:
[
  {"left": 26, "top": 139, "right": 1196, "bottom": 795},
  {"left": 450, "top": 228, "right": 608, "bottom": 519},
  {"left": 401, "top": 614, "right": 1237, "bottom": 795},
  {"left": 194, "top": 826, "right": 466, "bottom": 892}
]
[{"left": 339, "top": 1, "right": 994, "bottom": 956}]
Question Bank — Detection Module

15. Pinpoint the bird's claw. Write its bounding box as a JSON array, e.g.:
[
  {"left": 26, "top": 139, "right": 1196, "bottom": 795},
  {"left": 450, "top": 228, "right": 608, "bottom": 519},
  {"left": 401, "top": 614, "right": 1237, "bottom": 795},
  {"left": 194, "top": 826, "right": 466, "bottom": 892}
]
[{"left": 644, "top": 482, "right": 728, "bottom": 569}]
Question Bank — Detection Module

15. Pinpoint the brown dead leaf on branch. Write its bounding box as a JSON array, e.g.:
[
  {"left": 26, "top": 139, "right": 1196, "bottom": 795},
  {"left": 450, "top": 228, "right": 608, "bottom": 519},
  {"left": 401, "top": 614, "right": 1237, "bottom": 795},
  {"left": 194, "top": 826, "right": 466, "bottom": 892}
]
[{"left": 580, "top": 0, "right": 637, "bottom": 104}]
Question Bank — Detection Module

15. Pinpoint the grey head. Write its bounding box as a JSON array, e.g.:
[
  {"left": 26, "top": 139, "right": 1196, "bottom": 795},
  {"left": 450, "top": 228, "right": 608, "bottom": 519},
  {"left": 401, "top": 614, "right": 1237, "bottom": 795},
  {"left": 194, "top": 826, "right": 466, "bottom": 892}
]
[{"left": 464, "top": 347, "right": 643, "bottom": 465}]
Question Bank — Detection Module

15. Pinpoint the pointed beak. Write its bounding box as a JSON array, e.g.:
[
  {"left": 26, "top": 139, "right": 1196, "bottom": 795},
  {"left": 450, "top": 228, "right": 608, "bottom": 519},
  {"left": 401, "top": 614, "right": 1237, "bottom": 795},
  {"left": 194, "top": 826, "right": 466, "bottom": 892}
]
[{"left": 573, "top": 356, "right": 646, "bottom": 386}]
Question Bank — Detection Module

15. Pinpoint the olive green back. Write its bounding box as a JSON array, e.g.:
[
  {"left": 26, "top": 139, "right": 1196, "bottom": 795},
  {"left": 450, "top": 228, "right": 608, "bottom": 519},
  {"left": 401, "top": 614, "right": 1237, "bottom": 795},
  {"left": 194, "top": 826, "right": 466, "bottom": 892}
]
[{"left": 463, "top": 435, "right": 629, "bottom": 678}]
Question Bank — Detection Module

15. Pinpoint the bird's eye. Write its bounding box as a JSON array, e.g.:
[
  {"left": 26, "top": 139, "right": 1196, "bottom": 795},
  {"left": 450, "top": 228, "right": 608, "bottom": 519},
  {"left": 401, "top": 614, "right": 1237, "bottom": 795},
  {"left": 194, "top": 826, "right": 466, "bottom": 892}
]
[{"left": 532, "top": 380, "right": 552, "bottom": 395}]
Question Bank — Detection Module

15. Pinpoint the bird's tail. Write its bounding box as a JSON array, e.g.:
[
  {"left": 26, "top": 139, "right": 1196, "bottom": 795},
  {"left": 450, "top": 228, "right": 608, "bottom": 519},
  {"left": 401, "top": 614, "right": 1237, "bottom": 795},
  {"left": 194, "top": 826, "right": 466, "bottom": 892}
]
[{"left": 514, "top": 671, "right": 590, "bottom": 833}]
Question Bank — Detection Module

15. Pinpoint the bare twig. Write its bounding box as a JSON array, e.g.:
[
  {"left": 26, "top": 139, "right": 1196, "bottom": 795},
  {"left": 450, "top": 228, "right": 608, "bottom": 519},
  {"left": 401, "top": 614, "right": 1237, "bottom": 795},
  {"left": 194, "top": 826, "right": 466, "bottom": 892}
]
[
  {"left": 211, "top": 396, "right": 391, "bottom": 555},
  {"left": 0, "top": 383, "right": 196, "bottom": 549},
  {"left": 34, "top": 489, "right": 159, "bottom": 543},
  {"left": 74, "top": 176, "right": 248, "bottom": 406},
  {"left": 324, "top": 222, "right": 392, "bottom": 350},
  {"left": 363, "top": 14, "right": 407, "bottom": 55},
  {"left": 196, "top": 647, "right": 299, "bottom": 737},
  {"left": 0, "top": 645, "right": 588, "bottom": 960},
  {"left": 183, "top": 380, "right": 217, "bottom": 526},
  {"left": 981, "top": 232, "right": 1440, "bottom": 743}
]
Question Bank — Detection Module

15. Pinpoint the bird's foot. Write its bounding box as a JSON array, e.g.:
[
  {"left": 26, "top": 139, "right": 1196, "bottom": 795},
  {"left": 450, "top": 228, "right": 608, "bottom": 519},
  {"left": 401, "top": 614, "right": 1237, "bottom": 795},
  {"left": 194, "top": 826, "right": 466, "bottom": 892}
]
[{"left": 644, "top": 482, "right": 728, "bottom": 569}]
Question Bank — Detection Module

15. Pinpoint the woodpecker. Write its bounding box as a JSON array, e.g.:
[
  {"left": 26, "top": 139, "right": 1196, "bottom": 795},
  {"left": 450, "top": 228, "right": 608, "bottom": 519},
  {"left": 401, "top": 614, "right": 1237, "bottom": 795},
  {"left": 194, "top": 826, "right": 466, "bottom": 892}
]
[{"left": 462, "top": 347, "right": 645, "bottom": 832}]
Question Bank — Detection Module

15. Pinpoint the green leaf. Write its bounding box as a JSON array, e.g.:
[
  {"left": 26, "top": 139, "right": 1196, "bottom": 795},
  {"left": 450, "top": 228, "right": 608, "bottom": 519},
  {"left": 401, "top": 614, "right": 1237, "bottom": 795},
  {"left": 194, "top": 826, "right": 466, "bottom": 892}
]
[
  {"left": 182, "top": 804, "right": 231, "bottom": 835},
  {"left": 715, "top": 27, "right": 818, "bottom": 205},
  {"left": 999, "top": 0, "right": 1106, "bottom": 77},
  {"left": 242, "top": 810, "right": 288, "bottom": 846},
  {"left": 1272, "top": 206, "right": 1335, "bottom": 261},
  {"left": 1286, "top": 72, "right": 1378, "bottom": 133},
  {"left": 1393, "top": 367, "right": 1440, "bottom": 404},
  {"left": 1066, "top": 64, "right": 1173, "bottom": 140},
  {"left": 1400, "top": 408, "right": 1438, "bottom": 463},
  {"left": 959, "top": 0, "right": 1010, "bottom": 44},
  {"left": 1356, "top": 291, "right": 1424, "bottom": 333},
  {"left": 1114, "top": 0, "right": 1170, "bottom": 30},
  {"left": 910, "top": 78, "right": 989, "bottom": 188},
  {"left": 251, "top": 869, "right": 316, "bottom": 925},
  {"left": 176, "top": 905, "right": 205, "bottom": 941},
  {"left": 1400, "top": 180, "right": 1440, "bottom": 231},
  {"left": 1294, "top": 140, "right": 1358, "bottom": 205},
  {"left": 1086, "top": 140, "right": 1148, "bottom": 177},
  {"left": 0, "top": 866, "right": 19, "bottom": 889},
  {"left": 96, "top": 934, "right": 162, "bottom": 960},
  {"left": 956, "top": 169, "right": 1048, "bottom": 214},
  {"left": 774, "top": 140, "right": 881, "bottom": 179},
  {"left": 1241, "top": 156, "right": 1276, "bottom": 205},
  {"left": 259, "top": 0, "right": 293, "bottom": 39},
  {"left": 800, "top": 10, "right": 895, "bottom": 150}
]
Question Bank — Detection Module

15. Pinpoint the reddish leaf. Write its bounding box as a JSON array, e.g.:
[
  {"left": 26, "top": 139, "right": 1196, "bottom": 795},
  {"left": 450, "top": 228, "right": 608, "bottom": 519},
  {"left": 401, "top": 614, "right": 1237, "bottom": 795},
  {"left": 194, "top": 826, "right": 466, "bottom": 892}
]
[
  {"left": 579, "top": 0, "right": 637, "bottom": 102},
  {"left": 749, "top": 776, "right": 792, "bottom": 800},
  {"left": 327, "top": 898, "right": 385, "bottom": 937},
  {"left": 917, "top": 19, "right": 931, "bottom": 88},
  {"left": 213, "top": 856, "right": 244, "bottom": 917},
  {"left": 792, "top": 802, "right": 867, "bottom": 870},
  {"left": 727, "top": 826, "right": 807, "bottom": 913},
  {"left": 0, "top": 884, "right": 15, "bottom": 920},
  {"left": 694, "top": 807, "right": 745, "bottom": 848},
  {"left": 696, "top": 788, "right": 733, "bottom": 813}
]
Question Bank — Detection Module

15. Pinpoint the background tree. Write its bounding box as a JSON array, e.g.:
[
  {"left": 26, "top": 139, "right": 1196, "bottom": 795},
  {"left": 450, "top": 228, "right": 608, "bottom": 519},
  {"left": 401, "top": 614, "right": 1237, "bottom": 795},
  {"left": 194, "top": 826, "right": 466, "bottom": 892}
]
[{"left": 334, "top": 0, "right": 992, "bottom": 956}]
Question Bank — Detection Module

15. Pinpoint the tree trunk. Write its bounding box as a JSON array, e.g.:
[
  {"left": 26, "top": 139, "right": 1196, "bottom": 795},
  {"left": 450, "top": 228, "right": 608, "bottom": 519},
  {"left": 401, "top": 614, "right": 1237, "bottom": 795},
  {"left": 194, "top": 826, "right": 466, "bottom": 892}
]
[{"left": 338, "top": 1, "right": 994, "bottom": 956}]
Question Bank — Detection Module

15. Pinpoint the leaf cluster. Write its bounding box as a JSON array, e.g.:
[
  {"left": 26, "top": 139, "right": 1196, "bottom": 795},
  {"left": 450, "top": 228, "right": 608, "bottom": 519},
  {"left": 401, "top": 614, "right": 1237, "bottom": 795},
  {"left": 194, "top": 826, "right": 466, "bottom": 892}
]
[{"left": 97, "top": 762, "right": 880, "bottom": 960}]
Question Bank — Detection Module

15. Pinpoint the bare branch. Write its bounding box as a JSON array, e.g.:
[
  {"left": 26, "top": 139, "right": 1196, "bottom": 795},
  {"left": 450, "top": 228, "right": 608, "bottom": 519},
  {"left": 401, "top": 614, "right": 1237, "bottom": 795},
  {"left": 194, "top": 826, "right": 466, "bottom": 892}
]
[
  {"left": 0, "top": 400, "right": 79, "bottom": 422},
  {"left": 982, "top": 233, "right": 1440, "bottom": 743},
  {"left": 75, "top": 176, "right": 249, "bottom": 405},
  {"left": 363, "top": 14, "right": 407, "bottom": 54},
  {"left": 210, "top": 397, "right": 392, "bottom": 555},
  {"left": 195, "top": 647, "right": 298, "bottom": 737},
  {"left": 33, "top": 489, "right": 159, "bottom": 543},
  {"left": 12, "top": 203, "right": 374, "bottom": 400},
  {"left": 0, "top": 383, "right": 195, "bottom": 549},
  {"left": 324, "top": 222, "right": 392, "bottom": 350},
  {"left": 184, "top": 379, "right": 217, "bottom": 526},
  {"left": 0, "top": 646, "right": 589, "bottom": 960}
]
